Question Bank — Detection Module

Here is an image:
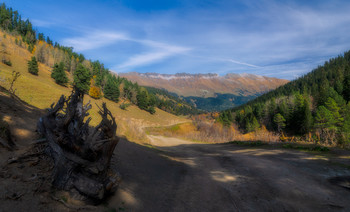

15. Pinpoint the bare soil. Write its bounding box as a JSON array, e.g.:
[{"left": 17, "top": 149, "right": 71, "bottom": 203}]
[{"left": 1, "top": 90, "right": 350, "bottom": 212}]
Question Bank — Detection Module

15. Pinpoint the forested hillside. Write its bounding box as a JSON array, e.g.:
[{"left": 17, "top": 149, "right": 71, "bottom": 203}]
[
  {"left": 219, "top": 51, "right": 350, "bottom": 146},
  {"left": 183, "top": 93, "right": 258, "bottom": 112},
  {"left": 0, "top": 3, "right": 198, "bottom": 116}
]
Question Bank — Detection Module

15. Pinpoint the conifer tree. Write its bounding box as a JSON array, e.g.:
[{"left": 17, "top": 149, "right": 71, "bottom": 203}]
[
  {"left": 342, "top": 103, "right": 350, "bottom": 144},
  {"left": 246, "top": 115, "right": 260, "bottom": 132},
  {"left": 137, "top": 90, "right": 149, "bottom": 110},
  {"left": 301, "top": 99, "right": 313, "bottom": 134},
  {"left": 104, "top": 77, "right": 120, "bottom": 102},
  {"left": 73, "top": 64, "right": 91, "bottom": 93},
  {"left": 273, "top": 113, "right": 286, "bottom": 132},
  {"left": 315, "top": 106, "right": 336, "bottom": 130},
  {"left": 51, "top": 62, "right": 68, "bottom": 86},
  {"left": 343, "top": 67, "right": 350, "bottom": 102},
  {"left": 325, "top": 97, "right": 343, "bottom": 128},
  {"left": 28, "top": 56, "right": 38, "bottom": 75}
]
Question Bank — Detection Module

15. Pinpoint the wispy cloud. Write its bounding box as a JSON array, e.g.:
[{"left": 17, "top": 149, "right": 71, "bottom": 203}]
[
  {"left": 31, "top": 19, "right": 54, "bottom": 27},
  {"left": 118, "top": 46, "right": 190, "bottom": 69},
  {"left": 226, "top": 59, "right": 261, "bottom": 68},
  {"left": 62, "top": 31, "right": 128, "bottom": 51},
  {"left": 117, "top": 39, "right": 191, "bottom": 69},
  {"left": 63, "top": 29, "right": 191, "bottom": 69}
]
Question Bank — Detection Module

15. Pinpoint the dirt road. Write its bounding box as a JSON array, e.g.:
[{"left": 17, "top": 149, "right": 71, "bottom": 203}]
[{"left": 109, "top": 136, "right": 350, "bottom": 212}]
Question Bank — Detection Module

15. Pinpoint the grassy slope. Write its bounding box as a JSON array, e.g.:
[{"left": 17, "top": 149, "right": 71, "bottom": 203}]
[{"left": 0, "top": 30, "right": 188, "bottom": 143}]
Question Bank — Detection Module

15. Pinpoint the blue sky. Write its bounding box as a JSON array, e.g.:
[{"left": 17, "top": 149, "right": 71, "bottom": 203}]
[{"left": 2, "top": 0, "right": 350, "bottom": 79}]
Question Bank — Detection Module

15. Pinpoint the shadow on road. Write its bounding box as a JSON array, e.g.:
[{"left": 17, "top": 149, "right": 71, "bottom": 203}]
[{"left": 110, "top": 137, "right": 350, "bottom": 211}]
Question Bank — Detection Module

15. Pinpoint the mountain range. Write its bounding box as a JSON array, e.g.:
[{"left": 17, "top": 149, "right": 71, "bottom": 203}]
[
  {"left": 119, "top": 72, "right": 289, "bottom": 98},
  {"left": 119, "top": 72, "right": 289, "bottom": 111}
]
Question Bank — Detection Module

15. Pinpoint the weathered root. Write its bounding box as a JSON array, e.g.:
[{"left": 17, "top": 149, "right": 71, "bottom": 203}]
[{"left": 37, "top": 90, "right": 120, "bottom": 204}]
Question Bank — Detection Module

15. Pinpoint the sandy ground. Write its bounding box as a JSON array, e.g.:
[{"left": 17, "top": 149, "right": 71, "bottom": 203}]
[{"left": 1, "top": 90, "right": 350, "bottom": 211}]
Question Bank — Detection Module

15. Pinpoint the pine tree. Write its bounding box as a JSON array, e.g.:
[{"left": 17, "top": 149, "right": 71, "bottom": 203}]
[
  {"left": 51, "top": 62, "right": 68, "bottom": 86},
  {"left": 273, "top": 113, "right": 286, "bottom": 132},
  {"left": 137, "top": 90, "right": 148, "bottom": 110},
  {"left": 73, "top": 64, "right": 91, "bottom": 93},
  {"left": 246, "top": 115, "right": 259, "bottom": 132},
  {"left": 27, "top": 56, "right": 38, "bottom": 75},
  {"left": 315, "top": 106, "right": 336, "bottom": 130},
  {"left": 104, "top": 77, "right": 120, "bottom": 102},
  {"left": 342, "top": 103, "right": 350, "bottom": 144},
  {"left": 301, "top": 99, "right": 313, "bottom": 134},
  {"left": 325, "top": 97, "right": 343, "bottom": 128},
  {"left": 218, "top": 111, "right": 231, "bottom": 126},
  {"left": 343, "top": 67, "right": 350, "bottom": 102}
]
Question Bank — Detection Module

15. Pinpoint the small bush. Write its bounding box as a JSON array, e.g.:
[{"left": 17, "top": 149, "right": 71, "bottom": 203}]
[
  {"left": 147, "top": 106, "right": 156, "bottom": 114},
  {"left": 120, "top": 103, "right": 130, "bottom": 110},
  {"left": 2, "top": 58, "right": 12, "bottom": 66}
]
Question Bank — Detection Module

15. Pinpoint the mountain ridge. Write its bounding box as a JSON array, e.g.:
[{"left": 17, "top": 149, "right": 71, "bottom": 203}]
[{"left": 119, "top": 72, "right": 289, "bottom": 98}]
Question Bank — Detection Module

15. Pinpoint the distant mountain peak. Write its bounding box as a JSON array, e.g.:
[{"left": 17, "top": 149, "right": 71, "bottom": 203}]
[{"left": 134, "top": 72, "right": 219, "bottom": 80}]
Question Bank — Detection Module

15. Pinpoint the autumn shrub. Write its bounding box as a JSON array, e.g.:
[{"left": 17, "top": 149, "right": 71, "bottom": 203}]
[
  {"left": 88, "top": 75, "right": 102, "bottom": 99},
  {"left": 89, "top": 86, "right": 102, "bottom": 99}
]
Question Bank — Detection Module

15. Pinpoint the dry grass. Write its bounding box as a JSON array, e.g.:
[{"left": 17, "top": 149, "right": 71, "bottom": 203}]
[
  {"left": 0, "top": 30, "right": 189, "bottom": 143},
  {"left": 147, "top": 120, "right": 280, "bottom": 143}
]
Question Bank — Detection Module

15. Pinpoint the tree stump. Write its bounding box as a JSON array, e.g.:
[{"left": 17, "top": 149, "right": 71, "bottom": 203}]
[{"left": 37, "top": 90, "right": 120, "bottom": 204}]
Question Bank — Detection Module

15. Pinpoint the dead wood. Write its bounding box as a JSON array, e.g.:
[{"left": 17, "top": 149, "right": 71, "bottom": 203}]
[
  {"left": 0, "top": 118, "right": 16, "bottom": 151},
  {"left": 37, "top": 90, "right": 120, "bottom": 204}
]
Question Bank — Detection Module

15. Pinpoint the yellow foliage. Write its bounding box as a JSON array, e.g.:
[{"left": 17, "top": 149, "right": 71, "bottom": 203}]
[
  {"left": 89, "top": 86, "right": 102, "bottom": 99},
  {"left": 211, "top": 112, "right": 220, "bottom": 119},
  {"left": 31, "top": 45, "right": 36, "bottom": 54},
  {"left": 89, "top": 76, "right": 102, "bottom": 99},
  {"left": 260, "top": 125, "right": 268, "bottom": 132}
]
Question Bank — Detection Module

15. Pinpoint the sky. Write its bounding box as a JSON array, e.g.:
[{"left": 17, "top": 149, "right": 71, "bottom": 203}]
[{"left": 2, "top": 0, "right": 350, "bottom": 80}]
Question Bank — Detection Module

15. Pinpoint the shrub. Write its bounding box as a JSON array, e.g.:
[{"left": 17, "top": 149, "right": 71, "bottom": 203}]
[
  {"left": 120, "top": 103, "right": 130, "bottom": 110},
  {"left": 2, "top": 57, "right": 12, "bottom": 66},
  {"left": 89, "top": 86, "right": 102, "bottom": 99}
]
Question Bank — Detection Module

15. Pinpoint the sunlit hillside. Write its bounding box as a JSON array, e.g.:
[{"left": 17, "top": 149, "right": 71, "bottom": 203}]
[{"left": 0, "top": 30, "right": 189, "bottom": 143}]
